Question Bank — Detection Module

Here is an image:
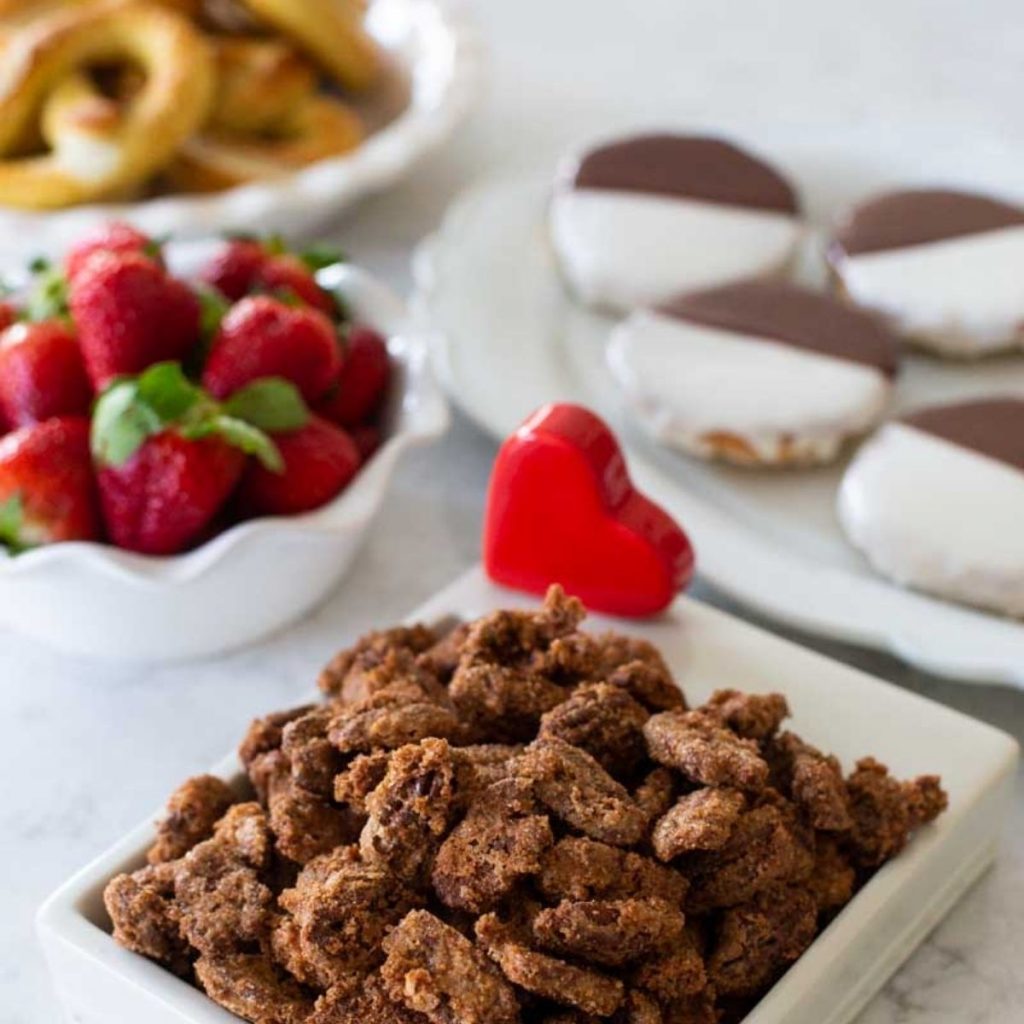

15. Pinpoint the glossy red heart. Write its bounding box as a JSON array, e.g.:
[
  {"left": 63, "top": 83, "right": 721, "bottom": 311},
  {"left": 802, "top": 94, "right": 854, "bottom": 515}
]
[{"left": 483, "top": 403, "right": 695, "bottom": 616}]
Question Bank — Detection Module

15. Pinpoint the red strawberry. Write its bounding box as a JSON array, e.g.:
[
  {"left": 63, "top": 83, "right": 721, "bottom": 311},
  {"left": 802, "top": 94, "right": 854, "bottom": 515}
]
[
  {"left": 0, "top": 321, "right": 92, "bottom": 429},
  {"left": 202, "top": 296, "right": 342, "bottom": 404},
  {"left": 65, "top": 221, "right": 159, "bottom": 283},
  {"left": 0, "top": 301, "right": 17, "bottom": 333},
  {"left": 236, "top": 415, "right": 359, "bottom": 517},
  {"left": 92, "top": 362, "right": 284, "bottom": 555},
  {"left": 350, "top": 424, "right": 381, "bottom": 462},
  {"left": 317, "top": 326, "right": 390, "bottom": 427},
  {"left": 69, "top": 252, "right": 201, "bottom": 389},
  {"left": 97, "top": 432, "right": 245, "bottom": 555},
  {"left": 198, "top": 239, "right": 266, "bottom": 302},
  {"left": 257, "top": 254, "right": 336, "bottom": 315},
  {"left": 198, "top": 239, "right": 336, "bottom": 313},
  {"left": 0, "top": 416, "right": 101, "bottom": 548}
]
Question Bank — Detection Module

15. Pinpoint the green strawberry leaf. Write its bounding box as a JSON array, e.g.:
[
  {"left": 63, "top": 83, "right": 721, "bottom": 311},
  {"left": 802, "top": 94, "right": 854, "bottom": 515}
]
[
  {"left": 0, "top": 494, "right": 29, "bottom": 554},
  {"left": 196, "top": 284, "right": 230, "bottom": 339},
  {"left": 223, "top": 378, "right": 310, "bottom": 433},
  {"left": 91, "top": 378, "right": 163, "bottom": 466},
  {"left": 300, "top": 245, "right": 346, "bottom": 272},
  {"left": 25, "top": 262, "right": 69, "bottom": 322},
  {"left": 136, "top": 362, "right": 203, "bottom": 421},
  {"left": 185, "top": 414, "right": 283, "bottom": 472}
]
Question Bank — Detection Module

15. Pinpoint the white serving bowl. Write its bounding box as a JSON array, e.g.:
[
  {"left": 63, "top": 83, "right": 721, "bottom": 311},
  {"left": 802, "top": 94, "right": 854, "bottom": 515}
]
[
  {"left": 0, "top": 263, "right": 450, "bottom": 661},
  {"left": 36, "top": 569, "right": 1018, "bottom": 1024},
  {"left": 0, "top": 0, "right": 483, "bottom": 261}
]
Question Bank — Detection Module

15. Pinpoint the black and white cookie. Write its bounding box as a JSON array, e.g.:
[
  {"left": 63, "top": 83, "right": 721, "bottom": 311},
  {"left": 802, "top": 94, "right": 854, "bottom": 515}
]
[
  {"left": 608, "top": 279, "right": 899, "bottom": 467},
  {"left": 839, "top": 398, "right": 1024, "bottom": 616},
  {"left": 828, "top": 188, "right": 1024, "bottom": 357},
  {"left": 550, "top": 134, "right": 803, "bottom": 313}
]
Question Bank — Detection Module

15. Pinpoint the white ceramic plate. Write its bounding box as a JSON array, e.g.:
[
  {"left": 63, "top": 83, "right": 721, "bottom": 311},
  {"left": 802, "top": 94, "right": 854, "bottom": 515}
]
[
  {"left": 413, "top": 177, "right": 1024, "bottom": 687},
  {"left": 0, "top": 0, "right": 482, "bottom": 261},
  {"left": 36, "top": 566, "right": 1019, "bottom": 1024},
  {"left": 0, "top": 250, "right": 449, "bottom": 661}
]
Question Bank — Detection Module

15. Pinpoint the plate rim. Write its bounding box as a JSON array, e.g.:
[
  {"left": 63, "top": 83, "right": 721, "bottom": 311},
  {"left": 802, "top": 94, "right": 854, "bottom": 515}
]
[{"left": 412, "top": 175, "right": 1024, "bottom": 688}]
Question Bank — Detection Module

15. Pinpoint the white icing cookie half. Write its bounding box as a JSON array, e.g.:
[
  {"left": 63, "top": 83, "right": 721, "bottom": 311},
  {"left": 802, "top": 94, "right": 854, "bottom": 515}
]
[
  {"left": 551, "top": 134, "right": 802, "bottom": 313},
  {"left": 828, "top": 189, "right": 1024, "bottom": 358},
  {"left": 608, "top": 280, "right": 898, "bottom": 467},
  {"left": 839, "top": 398, "right": 1024, "bottom": 617}
]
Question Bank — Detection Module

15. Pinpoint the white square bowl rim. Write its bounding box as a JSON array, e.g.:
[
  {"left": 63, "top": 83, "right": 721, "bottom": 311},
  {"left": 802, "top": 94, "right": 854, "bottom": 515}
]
[{"left": 36, "top": 568, "right": 1021, "bottom": 1024}]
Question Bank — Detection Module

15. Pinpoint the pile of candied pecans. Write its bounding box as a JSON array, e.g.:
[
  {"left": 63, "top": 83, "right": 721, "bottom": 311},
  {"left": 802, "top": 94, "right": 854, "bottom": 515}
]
[{"left": 104, "top": 586, "right": 946, "bottom": 1024}]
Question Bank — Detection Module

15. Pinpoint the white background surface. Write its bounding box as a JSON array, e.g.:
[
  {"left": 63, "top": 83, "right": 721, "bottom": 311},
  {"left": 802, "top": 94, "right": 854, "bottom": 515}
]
[{"left": 1, "top": 1, "right": 1023, "bottom": 1021}]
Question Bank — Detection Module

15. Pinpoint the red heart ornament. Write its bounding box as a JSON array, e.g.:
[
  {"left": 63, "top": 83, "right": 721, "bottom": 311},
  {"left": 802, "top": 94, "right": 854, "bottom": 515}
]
[{"left": 483, "top": 403, "right": 695, "bottom": 616}]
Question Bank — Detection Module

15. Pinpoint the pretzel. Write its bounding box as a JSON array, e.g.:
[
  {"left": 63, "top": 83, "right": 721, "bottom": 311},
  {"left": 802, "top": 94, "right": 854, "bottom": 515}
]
[
  {"left": 210, "top": 37, "right": 317, "bottom": 135},
  {"left": 165, "top": 95, "right": 363, "bottom": 192},
  {"left": 0, "top": 1, "right": 214, "bottom": 208},
  {"left": 238, "top": 0, "right": 379, "bottom": 92}
]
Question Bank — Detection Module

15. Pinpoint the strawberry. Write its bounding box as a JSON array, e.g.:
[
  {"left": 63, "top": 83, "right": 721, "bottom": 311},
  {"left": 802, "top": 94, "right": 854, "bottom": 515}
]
[
  {"left": 198, "top": 238, "right": 266, "bottom": 302},
  {"left": 91, "top": 362, "right": 291, "bottom": 555},
  {"left": 198, "top": 237, "right": 338, "bottom": 314},
  {"left": 0, "top": 301, "right": 17, "bottom": 333},
  {"left": 236, "top": 415, "right": 360, "bottom": 517},
  {"left": 0, "top": 321, "right": 92, "bottom": 429},
  {"left": 0, "top": 416, "right": 101, "bottom": 549},
  {"left": 202, "top": 296, "right": 342, "bottom": 404},
  {"left": 69, "top": 251, "right": 201, "bottom": 389},
  {"left": 350, "top": 424, "right": 381, "bottom": 462},
  {"left": 317, "top": 326, "right": 390, "bottom": 427},
  {"left": 65, "top": 221, "right": 161, "bottom": 283}
]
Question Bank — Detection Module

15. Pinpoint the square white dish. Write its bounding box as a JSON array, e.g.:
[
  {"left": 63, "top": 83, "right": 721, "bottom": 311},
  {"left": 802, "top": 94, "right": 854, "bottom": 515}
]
[
  {"left": 414, "top": 177, "right": 1024, "bottom": 687},
  {"left": 37, "top": 566, "right": 1018, "bottom": 1024}
]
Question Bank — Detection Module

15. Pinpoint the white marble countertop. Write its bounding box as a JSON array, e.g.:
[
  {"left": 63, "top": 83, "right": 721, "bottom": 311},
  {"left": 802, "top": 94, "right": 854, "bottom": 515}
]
[{"left": 2, "top": 1, "right": 1024, "bottom": 1021}]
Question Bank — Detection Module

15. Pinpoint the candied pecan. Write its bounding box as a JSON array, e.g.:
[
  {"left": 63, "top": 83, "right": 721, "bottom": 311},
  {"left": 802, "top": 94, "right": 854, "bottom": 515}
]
[
  {"left": 319, "top": 625, "right": 439, "bottom": 699},
  {"left": 279, "top": 859, "right": 422, "bottom": 988},
  {"left": 651, "top": 789, "right": 746, "bottom": 861},
  {"left": 476, "top": 912, "right": 623, "bottom": 1017},
  {"left": 686, "top": 803, "right": 814, "bottom": 912},
  {"left": 361, "top": 739, "right": 474, "bottom": 884},
  {"left": 148, "top": 774, "right": 237, "bottom": 865},
  {"left": 334, "top": 750, "right": 392, "bottom": 812},
  {"left": 417, "top": 621, "right": 472, "bottom": 683},
  {"left": 606, "top": 659, "right": 684, "bottom": 713},
  {"left": 707, "top": 884, "right": 817, "bottom": 997},
  {"left": 532, "top": 897, "right": 685, "bottom": 967},
  {"left": 174, "top": 836, "right": 274, "bottom": 956},
  {"left": 457, "top": 743, "right": 525, "bottom": 793},
  {"left": 643, "top": 710, "right": 768, "bottom": 790},
  {"left": 449, "top": 587, "right": 584, "bottom": 742},
  {"left": 616, "top": 990, "right": 664, "bottom": 1024},
  {"left": 104, "top": 862, "right": 190, "bottom": 976},
  {"left": 381, "top": 910, "right": 520, "bottom": 1024},
  {"left": 269, "top": 775, "right": 363, "bottom": 865},
  {"left": 706, "top": 690, "right": 789, "bottom": 740},
  {"left": 282, "top": 706, "right": 346, "bottom": 796},
  {"left": 248, "top": 749, "right": 290, "bottom": 806},
  {"left": 212, "top": 801, "right": 273, "bottom": 870},
  {"left": 311, "top": 973, "right": 429, "bottom": 1024},
  {"left": 329, "top": 687, "right": 461, "bottom": 754},
  {"left": 633, "top": 768, "right": 677, "bottom": 827},
  {"left": 433, "top": 777, "right": 553, "bottom": 913},
  {"left": 662, "top": 989, "right": 718, "bottom": 1024},
  {"left": 844, "top": 758, "right": 947, "bottom": 867},
  {"left": 539, "top": 683, "right": 649, "bottom": 777},
  {"left": 195, "top": 953, "right": 314, "bottom": 1024},
  {"left": 767, "top": 732, "right": 852, "bottom": 831},
  {"left": 538, "top": 837, "right": 688, "bottom": 906},
  {"left": 629, "top": 925, "right": 707, "bottom": 1003},
  {"left": 807, "top": 835, "right": 856, "bottom": 912},
  {"left": 517, "top": 738, "right": 647, "bottom": 846},
  {"left": 240, "top": 706, "right": 314, "bottom": 768}
]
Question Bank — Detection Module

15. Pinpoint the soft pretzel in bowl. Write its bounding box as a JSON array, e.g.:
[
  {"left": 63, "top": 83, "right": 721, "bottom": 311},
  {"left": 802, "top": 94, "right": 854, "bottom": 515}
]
[
  {"left": 237, "top": 0, "right": 379, "bottom": 92},
  {"left": 165, "top": 94, "right": 363, "bottom": 192},
  {"left": 0, "top": 1, "right": 214, "bottom": 208}
]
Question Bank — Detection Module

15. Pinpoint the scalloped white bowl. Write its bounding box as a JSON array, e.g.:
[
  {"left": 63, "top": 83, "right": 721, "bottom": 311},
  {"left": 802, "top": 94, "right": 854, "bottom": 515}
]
[
  {"left": 0, "top": 263, "right": 450, "bottom": 661},
  {"left": 0, "top": 0, "right": 482, "bottom": 261}
]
